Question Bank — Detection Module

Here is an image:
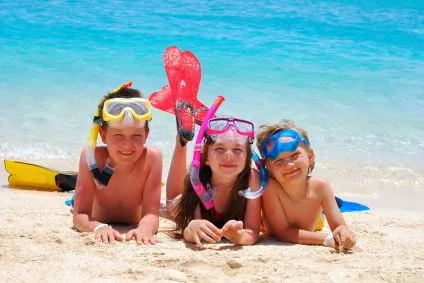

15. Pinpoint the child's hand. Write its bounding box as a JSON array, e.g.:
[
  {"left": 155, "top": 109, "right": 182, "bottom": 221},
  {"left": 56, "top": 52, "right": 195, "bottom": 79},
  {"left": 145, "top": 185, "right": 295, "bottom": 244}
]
[
  {"left": 332, "top": 225, "right": 356, "bottom": 250},
  {"left": 94, "top": 225, "right": 123, "bottom": 244},
  {"left": 186, "top": 219, "right": 222, "bottom": 247},
  {"left": 222, "top": 220, "right": 244, "bottom": 244},
  {"left": 126, "top": 227, "right": 156, "bottom": 245}
]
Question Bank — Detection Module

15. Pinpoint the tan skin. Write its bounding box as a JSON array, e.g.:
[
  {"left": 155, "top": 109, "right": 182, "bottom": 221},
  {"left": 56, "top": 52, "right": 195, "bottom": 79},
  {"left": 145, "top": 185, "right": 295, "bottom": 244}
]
[
  {"left": 262, "top": 146, "right": 357, "bottom": 250},
  {"left": 167, "top": 136, "right": 261, "bottom": 247},
  {"left": 73, "top": 122, "right": 162, "bottom": 244}
]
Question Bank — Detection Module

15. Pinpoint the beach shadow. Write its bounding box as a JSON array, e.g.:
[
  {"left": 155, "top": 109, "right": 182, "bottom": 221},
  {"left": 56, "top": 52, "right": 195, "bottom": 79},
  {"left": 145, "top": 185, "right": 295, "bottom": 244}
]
[
  {"left": 254, "top": 236, "right": 295, "bottom": 247},
  {"left": 183, "top": 240, "right": 243, "bottom": 251}
]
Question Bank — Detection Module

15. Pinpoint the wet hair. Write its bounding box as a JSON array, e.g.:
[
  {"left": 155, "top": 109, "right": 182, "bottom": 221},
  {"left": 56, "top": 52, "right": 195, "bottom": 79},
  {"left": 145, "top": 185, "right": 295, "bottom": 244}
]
[
  {"left": 96, "top": 87, "right": 149, "bottom": 131},
  {"left": 256, "top": 119, "right": 315, "bottom": 173},
  {"left": 173, "top": 136, "right": 253, "bottom": 235}
]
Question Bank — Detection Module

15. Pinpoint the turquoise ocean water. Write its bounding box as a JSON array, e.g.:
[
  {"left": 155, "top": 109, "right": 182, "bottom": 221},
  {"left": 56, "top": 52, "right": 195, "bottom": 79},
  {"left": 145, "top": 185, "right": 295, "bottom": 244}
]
[{"left": 1, "top": 1, "right": 423, "bottom": 208}]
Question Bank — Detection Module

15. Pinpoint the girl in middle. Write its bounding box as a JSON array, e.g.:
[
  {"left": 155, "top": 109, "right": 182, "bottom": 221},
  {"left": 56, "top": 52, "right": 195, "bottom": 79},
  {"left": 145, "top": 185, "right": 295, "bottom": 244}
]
[{"left": 166, "top": 104, "right": 262, "bottom": 247}]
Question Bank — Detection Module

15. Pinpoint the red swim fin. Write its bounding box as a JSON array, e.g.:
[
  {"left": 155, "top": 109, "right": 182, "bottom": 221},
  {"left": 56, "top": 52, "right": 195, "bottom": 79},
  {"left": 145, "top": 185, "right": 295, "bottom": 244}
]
[
  {"left": 149, "top": 85, "right": 175, "bottom": 114},
  {"left": 150, "top": 85, "right": 209, "bottom": 126},
  {"left": 149, "top": 46, "right": 208, "bottom": 142}
]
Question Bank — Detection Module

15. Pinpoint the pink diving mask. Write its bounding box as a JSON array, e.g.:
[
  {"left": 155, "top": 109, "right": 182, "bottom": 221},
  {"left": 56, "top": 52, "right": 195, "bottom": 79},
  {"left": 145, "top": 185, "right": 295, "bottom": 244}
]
[{"left": 206, "top": 117, "right": 254, "bottom": 143}]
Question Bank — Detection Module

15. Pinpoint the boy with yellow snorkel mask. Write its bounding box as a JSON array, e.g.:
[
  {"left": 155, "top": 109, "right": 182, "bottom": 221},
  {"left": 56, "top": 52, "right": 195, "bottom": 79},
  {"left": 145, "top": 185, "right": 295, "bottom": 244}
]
[
  {"left": 257, "top": 119, "right": 358, "bottom": 251},
  {"left": 73, "top": 82, "right": 162, "bottom": 245}
]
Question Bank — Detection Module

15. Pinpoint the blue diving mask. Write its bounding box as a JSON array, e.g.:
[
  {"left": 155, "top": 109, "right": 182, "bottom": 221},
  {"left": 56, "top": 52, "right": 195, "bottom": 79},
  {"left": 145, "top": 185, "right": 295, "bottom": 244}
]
[{"left": 261, "top": 129, "right": 310, "bottom": 160}]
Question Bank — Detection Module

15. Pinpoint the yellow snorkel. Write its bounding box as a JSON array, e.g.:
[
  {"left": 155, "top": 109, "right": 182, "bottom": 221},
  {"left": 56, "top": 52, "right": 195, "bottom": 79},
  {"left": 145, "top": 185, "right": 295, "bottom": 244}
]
[{"left": 86, "top": 81, "right": 135, "bottom": 188}]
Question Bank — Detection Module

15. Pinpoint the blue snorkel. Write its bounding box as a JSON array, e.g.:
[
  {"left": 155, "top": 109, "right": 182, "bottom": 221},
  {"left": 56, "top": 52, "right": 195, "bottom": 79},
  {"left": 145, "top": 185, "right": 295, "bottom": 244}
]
[{"left": 238, "top": 150, "right": 269, "bottom": 199}]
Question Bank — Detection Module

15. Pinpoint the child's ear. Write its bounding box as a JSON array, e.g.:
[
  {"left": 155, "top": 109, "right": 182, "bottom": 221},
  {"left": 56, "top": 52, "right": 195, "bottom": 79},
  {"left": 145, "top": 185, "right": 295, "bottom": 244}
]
[
  {"left": 307, "top": 148, "right": 315, "bottom": 173},
  {"left": 307, "top": 149, "right": 314, "bottom": 163},
  {"left": 264, "top": 159, "right": 273, "bottom": 178},
  {"left": 99, "top": 127, "right": 107, "bottom": 144}
]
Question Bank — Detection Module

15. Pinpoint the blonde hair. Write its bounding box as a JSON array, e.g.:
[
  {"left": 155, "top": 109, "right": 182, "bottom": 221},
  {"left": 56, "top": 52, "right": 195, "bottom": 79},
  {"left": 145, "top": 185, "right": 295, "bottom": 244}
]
[{"left": 256, "top": 119, "right": 315, "bottom": 173}]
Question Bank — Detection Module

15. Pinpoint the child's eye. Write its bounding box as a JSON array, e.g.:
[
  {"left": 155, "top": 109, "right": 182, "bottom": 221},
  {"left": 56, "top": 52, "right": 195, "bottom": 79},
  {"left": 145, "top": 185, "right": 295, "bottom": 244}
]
[{"left": 274, "top": 160, "right": 283, "bottom": 166}]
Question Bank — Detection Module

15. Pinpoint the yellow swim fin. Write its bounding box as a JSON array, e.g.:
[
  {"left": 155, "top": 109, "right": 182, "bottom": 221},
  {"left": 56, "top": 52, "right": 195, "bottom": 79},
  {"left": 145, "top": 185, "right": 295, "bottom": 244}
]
[{"left": 4, "top": 160, "right": 77, "bottom": 192}]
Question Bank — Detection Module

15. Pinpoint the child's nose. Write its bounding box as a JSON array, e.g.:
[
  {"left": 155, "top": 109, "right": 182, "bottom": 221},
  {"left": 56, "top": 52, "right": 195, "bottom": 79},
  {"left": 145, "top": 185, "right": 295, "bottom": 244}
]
[
  {"left": 223, "top": 150, "right": 234, "bottom": 160},
  {"left": 282, "top": 157, "right": 295, "bottom": 167},
  {"left": 121, "top": 138, "right": 132, "bottom": 147}
]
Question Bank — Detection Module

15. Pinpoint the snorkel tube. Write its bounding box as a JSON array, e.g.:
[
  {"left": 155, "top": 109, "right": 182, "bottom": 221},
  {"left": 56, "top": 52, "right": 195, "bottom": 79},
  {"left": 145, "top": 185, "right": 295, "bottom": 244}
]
[
  {"left": 85, "top": 81, "right": 133, "bottom": 188},
  {"left": 238, "top": 150, "right": 269, "bottom": 199},
  {"left": 190, "top": 95, "right": 225, "bottom": 210}
]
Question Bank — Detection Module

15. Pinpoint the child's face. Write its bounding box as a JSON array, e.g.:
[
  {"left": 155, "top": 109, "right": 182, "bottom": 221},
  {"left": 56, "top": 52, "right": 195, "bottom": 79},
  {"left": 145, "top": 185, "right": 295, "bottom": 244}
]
[
  {"left": 100, "top": 124, "right": 148, "bottom": 166},
  {"left": 206, "top": 140, "right": 247, "bottom": 179},
  {"left": 266, "top": 146, "right": 312, "bottom": 185}
]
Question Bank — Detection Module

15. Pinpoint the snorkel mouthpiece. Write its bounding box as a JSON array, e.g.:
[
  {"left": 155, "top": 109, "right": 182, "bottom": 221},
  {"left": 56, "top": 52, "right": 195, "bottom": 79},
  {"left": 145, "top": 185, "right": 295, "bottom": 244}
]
[{"left": 238, "top": 150, "right": 269, "bottom": 199}]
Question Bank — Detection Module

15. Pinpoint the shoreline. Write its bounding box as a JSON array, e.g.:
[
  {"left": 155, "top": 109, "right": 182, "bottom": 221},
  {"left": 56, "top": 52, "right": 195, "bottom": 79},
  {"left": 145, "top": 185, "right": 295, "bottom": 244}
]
[{"left": 2, "top": 157, "right": 423, "bottom": 211}]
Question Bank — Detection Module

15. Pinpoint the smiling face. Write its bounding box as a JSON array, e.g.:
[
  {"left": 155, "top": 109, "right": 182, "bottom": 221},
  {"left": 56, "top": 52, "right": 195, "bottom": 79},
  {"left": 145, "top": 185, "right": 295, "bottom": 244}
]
[
  {"left": 266, "top": 145, "right": 314, "bottom": 185},
  {"left": 100, "top": 122, "right": 149, "bottom": 167},
  {"left": 205, "top": 140, "right": 248, "bottom": 181}
]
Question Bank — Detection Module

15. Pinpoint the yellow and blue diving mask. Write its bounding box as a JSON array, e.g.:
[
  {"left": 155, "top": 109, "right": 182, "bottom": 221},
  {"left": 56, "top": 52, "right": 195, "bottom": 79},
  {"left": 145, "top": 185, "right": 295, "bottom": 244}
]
[
  {"left": 102, "top": 97, "right": 152, "bottom": 128},
  {"left": 261, "top": 129, "right": 310, "bottom": 160}
]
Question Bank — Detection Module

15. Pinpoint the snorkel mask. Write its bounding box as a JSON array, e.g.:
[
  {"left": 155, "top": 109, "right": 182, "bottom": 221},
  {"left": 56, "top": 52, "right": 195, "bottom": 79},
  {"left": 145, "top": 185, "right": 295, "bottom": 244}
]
[
  {"left": 261, "top": 129, "right": 310, "bottom": 160},
  {"left": 86, "top": 81, "right": 152, "bottom": 188},
  {"left": 102, "top": 97, "right": 152, "bottom": 128},
  {"left": 206, "top": 117, "right": 255, "bottom": 144}
]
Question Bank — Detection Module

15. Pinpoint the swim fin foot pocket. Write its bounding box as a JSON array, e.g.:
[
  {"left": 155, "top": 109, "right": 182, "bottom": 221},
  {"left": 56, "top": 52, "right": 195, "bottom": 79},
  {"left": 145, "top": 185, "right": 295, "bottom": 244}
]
[{"left": 176, "top": 101, "right": 195, "bottom": 146}]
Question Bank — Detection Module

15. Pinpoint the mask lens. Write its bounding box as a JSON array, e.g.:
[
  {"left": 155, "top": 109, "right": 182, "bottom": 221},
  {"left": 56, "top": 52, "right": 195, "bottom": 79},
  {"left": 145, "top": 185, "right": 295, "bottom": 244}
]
[
  {"left": 208, "top": 118, "right": 229, "bottom": 132},
  {"left": 106, "top": 101, "right": 148, "bottom": 116},
  {"left": 127, "top": 102, "right": 148, "bottom": 115},
  {"left": 234, "top": 119, "right": 254, "bottom": 133}
]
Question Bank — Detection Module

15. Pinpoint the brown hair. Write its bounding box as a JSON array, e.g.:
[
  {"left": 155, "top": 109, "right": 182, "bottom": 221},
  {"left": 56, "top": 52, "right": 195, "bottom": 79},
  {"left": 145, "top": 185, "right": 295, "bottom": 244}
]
[
  {"left": 256, "top": 119, "right": 315, "bottom": 173},
  {"left": 96, "top": 87, "right": 149, "bottom": 131},
  {"left": 173, "top": 136, "right": 253, "bottom": 234}
]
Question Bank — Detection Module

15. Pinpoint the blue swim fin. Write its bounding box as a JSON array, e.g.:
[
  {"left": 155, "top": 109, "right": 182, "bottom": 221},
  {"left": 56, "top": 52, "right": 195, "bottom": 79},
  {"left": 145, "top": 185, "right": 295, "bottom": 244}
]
[
  {"left": 65, "top": 193, "right": 75, "bottom": 207},
  {"left": 335, "top": 196, "right": 369, "bottom": 213}
]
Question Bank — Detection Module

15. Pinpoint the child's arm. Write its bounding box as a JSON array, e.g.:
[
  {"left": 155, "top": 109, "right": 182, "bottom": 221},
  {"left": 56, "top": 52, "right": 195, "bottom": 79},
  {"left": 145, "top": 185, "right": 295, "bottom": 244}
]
[
  {"left": 126, "top": 148, "right": 162, "bottom": 244},
  {"left": 261, "top": 179, "right": 328, "bottom": 245},
  {"left": 320, "top": 178, "right": 356, "bottom": 249},
  {"left": 222, "top": 168, "right": 261, "bottom": 245},
  {"left": 73, "top": 149, "right": 122, "bottom": 243}
]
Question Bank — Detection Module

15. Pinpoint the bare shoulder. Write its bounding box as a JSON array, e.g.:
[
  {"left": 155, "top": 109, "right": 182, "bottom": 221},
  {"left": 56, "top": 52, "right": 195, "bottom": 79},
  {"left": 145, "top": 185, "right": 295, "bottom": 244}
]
[
  {"left": 262, "top": 178, "right": 281, "bottom": 197},
  {"left": 308, "top": 176, "right": 332, "bottom": 196},
  {"left": 144, "top": 146, "right": 163, "bottom": 163}
]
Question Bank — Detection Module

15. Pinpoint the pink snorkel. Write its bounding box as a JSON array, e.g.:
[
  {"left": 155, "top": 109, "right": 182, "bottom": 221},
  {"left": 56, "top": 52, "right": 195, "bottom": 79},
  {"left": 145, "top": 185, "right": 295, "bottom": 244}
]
[{"left": 190, "top": 95, "right": 225, "bottom": 210}]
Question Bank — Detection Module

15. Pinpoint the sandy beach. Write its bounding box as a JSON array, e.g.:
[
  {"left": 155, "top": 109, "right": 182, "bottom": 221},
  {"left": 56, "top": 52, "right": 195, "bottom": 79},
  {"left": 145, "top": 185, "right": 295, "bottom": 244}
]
[{"left": 1, "top": 159, "right": 423, "bottom": 283}]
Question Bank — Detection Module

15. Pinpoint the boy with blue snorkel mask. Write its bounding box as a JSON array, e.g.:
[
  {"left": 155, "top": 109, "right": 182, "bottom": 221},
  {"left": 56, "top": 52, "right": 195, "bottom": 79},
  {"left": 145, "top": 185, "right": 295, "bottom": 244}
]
[
  {"left": 73, "top": 82, "right": 162, "bottom": 245},
  {"left": 257, "top": 120, "right": 357, "bottom": 251}
]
